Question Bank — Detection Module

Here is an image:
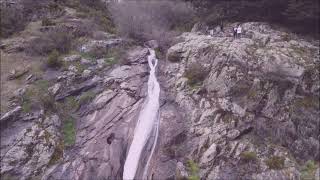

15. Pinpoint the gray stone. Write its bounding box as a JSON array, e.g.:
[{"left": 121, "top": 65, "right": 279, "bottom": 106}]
[
  {"left": 68, "top": 65, "right": 78, "bottom": 73},
  {"left": 200, "top": 143, "right": 217, "bottom": 165},
  {"left": 82, "top": 69, "right": 92, "bottom": 78},
  {"left": 55, "top": 78, "right": 99, "bottom": 101},
  {"left": 227, "top": 129, "right": 241, "bottom": 140},
  {"left": 48, "top": 83, "right": 61, "bottom": 96},
  {"left": 81, "top": 58, "right": 92, "bottom": 65},
  {"left": 63, "top": 55, "right": 81, "bottom": 62},
  {"left": 80, "top": 39, "right": 123, "bottom": 53},
  {"left": 0, "top": 106, "right": 22, "bottom": 123}
]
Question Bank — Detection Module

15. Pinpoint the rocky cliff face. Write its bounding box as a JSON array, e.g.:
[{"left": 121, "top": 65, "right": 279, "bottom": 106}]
[
  {"left": 160, "top": 22, "right": 319, "bottom": 179},
  {"left": 1, "top": 21, "right": 319, "bottom": 180}
]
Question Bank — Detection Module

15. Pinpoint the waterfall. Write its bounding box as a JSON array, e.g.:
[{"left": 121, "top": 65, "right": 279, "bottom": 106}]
[{"left": 123, "top": 49, "right": 160, "bottom": 180}]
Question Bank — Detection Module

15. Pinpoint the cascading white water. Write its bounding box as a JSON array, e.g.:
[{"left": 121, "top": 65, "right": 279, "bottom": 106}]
[{"left": 123, "top": 49, "right": 160, "bottom": 180}]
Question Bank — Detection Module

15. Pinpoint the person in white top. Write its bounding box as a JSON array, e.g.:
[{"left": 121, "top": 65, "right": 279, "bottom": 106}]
[
  {"left": 209, "top": 29, "right": 214, "bottom": 36},
  {"left": 237, "top": 25, "right": 242, "bottom": 38}
]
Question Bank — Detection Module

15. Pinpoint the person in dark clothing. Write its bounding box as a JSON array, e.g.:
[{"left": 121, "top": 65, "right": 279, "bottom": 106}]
[
  {"left": 220, "top": 21, "right": 224, "bottom": 32},
  {"left": 233, "top": 27, "right": 237, "bottom": 38}
]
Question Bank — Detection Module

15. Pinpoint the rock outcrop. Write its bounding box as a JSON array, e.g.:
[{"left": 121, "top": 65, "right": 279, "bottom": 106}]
[
  {"left": 1, "top": 20, "right": 319, "bottom": 180},
  {"left": 156, "top": 22, "right": 319, "bottom": 179},
  {"left": 41, "top": 46, "right": 150, "bottom": 180}
]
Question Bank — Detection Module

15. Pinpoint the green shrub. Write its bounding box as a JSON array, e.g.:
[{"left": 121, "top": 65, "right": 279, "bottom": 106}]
[
  {"left": 63, "top": 118, "right": 76, "bottom": 146},
  {"left": 35, "top": 79, "right": 50, "bottom": 91},
  {"left": 265, "top": 156, "right": 285, "bottom": 170},
  {"left": 48, "top": 141, "right": 64, "bottom": 165},
  {"left": 240, "top": 151, "right": 258, "bottom": 162},
  {"left": 21, "top": 80, "right": 54, "bottom": 113},
  {"left": 47, "top": 50, "right": 62, "bottom": 68},
  {"left": 66, "top": 96, "right": 79, "bottom": 111},
  {"left": 300, "top": 160, "right": 318, "bottom": 180},
  {"left": 21, "top": 88, "right": 36, "bottom": 113},
  {"left": 187, "top": 160, "right": 200, "bottom": 180},
  {"left": 185, "top": 63, "right": 209, "bottom": 86},
  {"left": 39, "top": 94, "right": 56, "bottom": 113}
]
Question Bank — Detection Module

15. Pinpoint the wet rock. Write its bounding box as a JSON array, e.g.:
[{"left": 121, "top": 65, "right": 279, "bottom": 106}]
[
  {"left": 109, "top": 65, "right": 148, "bottom": 80},
  {"left": 126, "top": 46, "right": 149, "bottom": 64}
]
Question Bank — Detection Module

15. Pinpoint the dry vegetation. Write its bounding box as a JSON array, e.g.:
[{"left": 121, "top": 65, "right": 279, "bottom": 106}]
[{"left": 109, "top": 0, "right": 195, "bottom": 50}]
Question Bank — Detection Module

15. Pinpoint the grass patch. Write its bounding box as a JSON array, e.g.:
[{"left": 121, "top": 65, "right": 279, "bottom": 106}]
[
  {"left": 63, "top": 118, "right": 76, "bottom": 146},
  {"left": 21, "top": 90, "right": 33, "bottom": 113},
  {"left": 35, "top": 79, "right": 50, "bottom": 91},
  {"left": 186, "top": 160, "right": 200, "bottom": 180},
  {"left": 21, "top": 80, "right": 55, "bottom": 113},
  {"left": 294, "top": 96, "right": 319, "bottom": 109},
  {"left": 65, "top": 96, "right": 79, "bottom": 112},
  {"left": 240, "top": 151, "right": 258, "bottom": 163},
  {"left": 104, "top": 57, "right": 117, "bottom": 65},
  {"left": 79, "top": 91, "right": 96, "bottom": 106},
  {"left": 265, "top": 156, "right": 285, "bottom": 170},
  {"left": 80, "top": 52, "right": 96, "bottom": 60},
  {"left": 300, "top": 160, "right": 318, "bottom": 180}
]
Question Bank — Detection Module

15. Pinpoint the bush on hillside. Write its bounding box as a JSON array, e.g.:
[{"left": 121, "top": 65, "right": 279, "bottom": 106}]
[
  {"left": 0, "top": 5, "right": 25, "bottom": 38},
  {"left": 27, "top": 26, "right": 73, "bottom": 55},
  {"left": 109, "top": 0, "right": 195, "bottom": 50},
  {"left": 47, "top": 50, "right": 62, "bottom": 68},
  {"left": 240, "top": 151, "right": 258, "bottom": 163},
  {"left": 265, "top": 156, "right": 285, "bottom": 170}
]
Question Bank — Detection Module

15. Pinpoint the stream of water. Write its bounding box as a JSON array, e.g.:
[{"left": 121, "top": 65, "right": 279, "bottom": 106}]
[{"left": 123, "top": 49, "right": 160, "bottom": 180}]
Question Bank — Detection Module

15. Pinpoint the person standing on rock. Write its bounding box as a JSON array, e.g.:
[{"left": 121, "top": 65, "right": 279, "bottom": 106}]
[
  {"left": 237, "top": 25, "right": 242, "bottom": 38},
  {"left": 233, "top": 26, "right": 237, "bottom": 38},
  {"left": 210, "top": 29, "right": 214, "bottom": 37}
]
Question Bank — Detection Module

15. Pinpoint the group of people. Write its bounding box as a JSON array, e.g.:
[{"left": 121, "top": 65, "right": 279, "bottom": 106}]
[
  {"left": 233, "top": 25, "right": 242, "bottom": 38},
  {"left": 207, "top": 23, "right": 243, "bottom": 39}
]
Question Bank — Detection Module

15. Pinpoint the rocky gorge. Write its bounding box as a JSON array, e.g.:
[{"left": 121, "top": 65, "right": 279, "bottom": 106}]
[{"left": 0, "top": 2, "right": 319, "bottom": 180}]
